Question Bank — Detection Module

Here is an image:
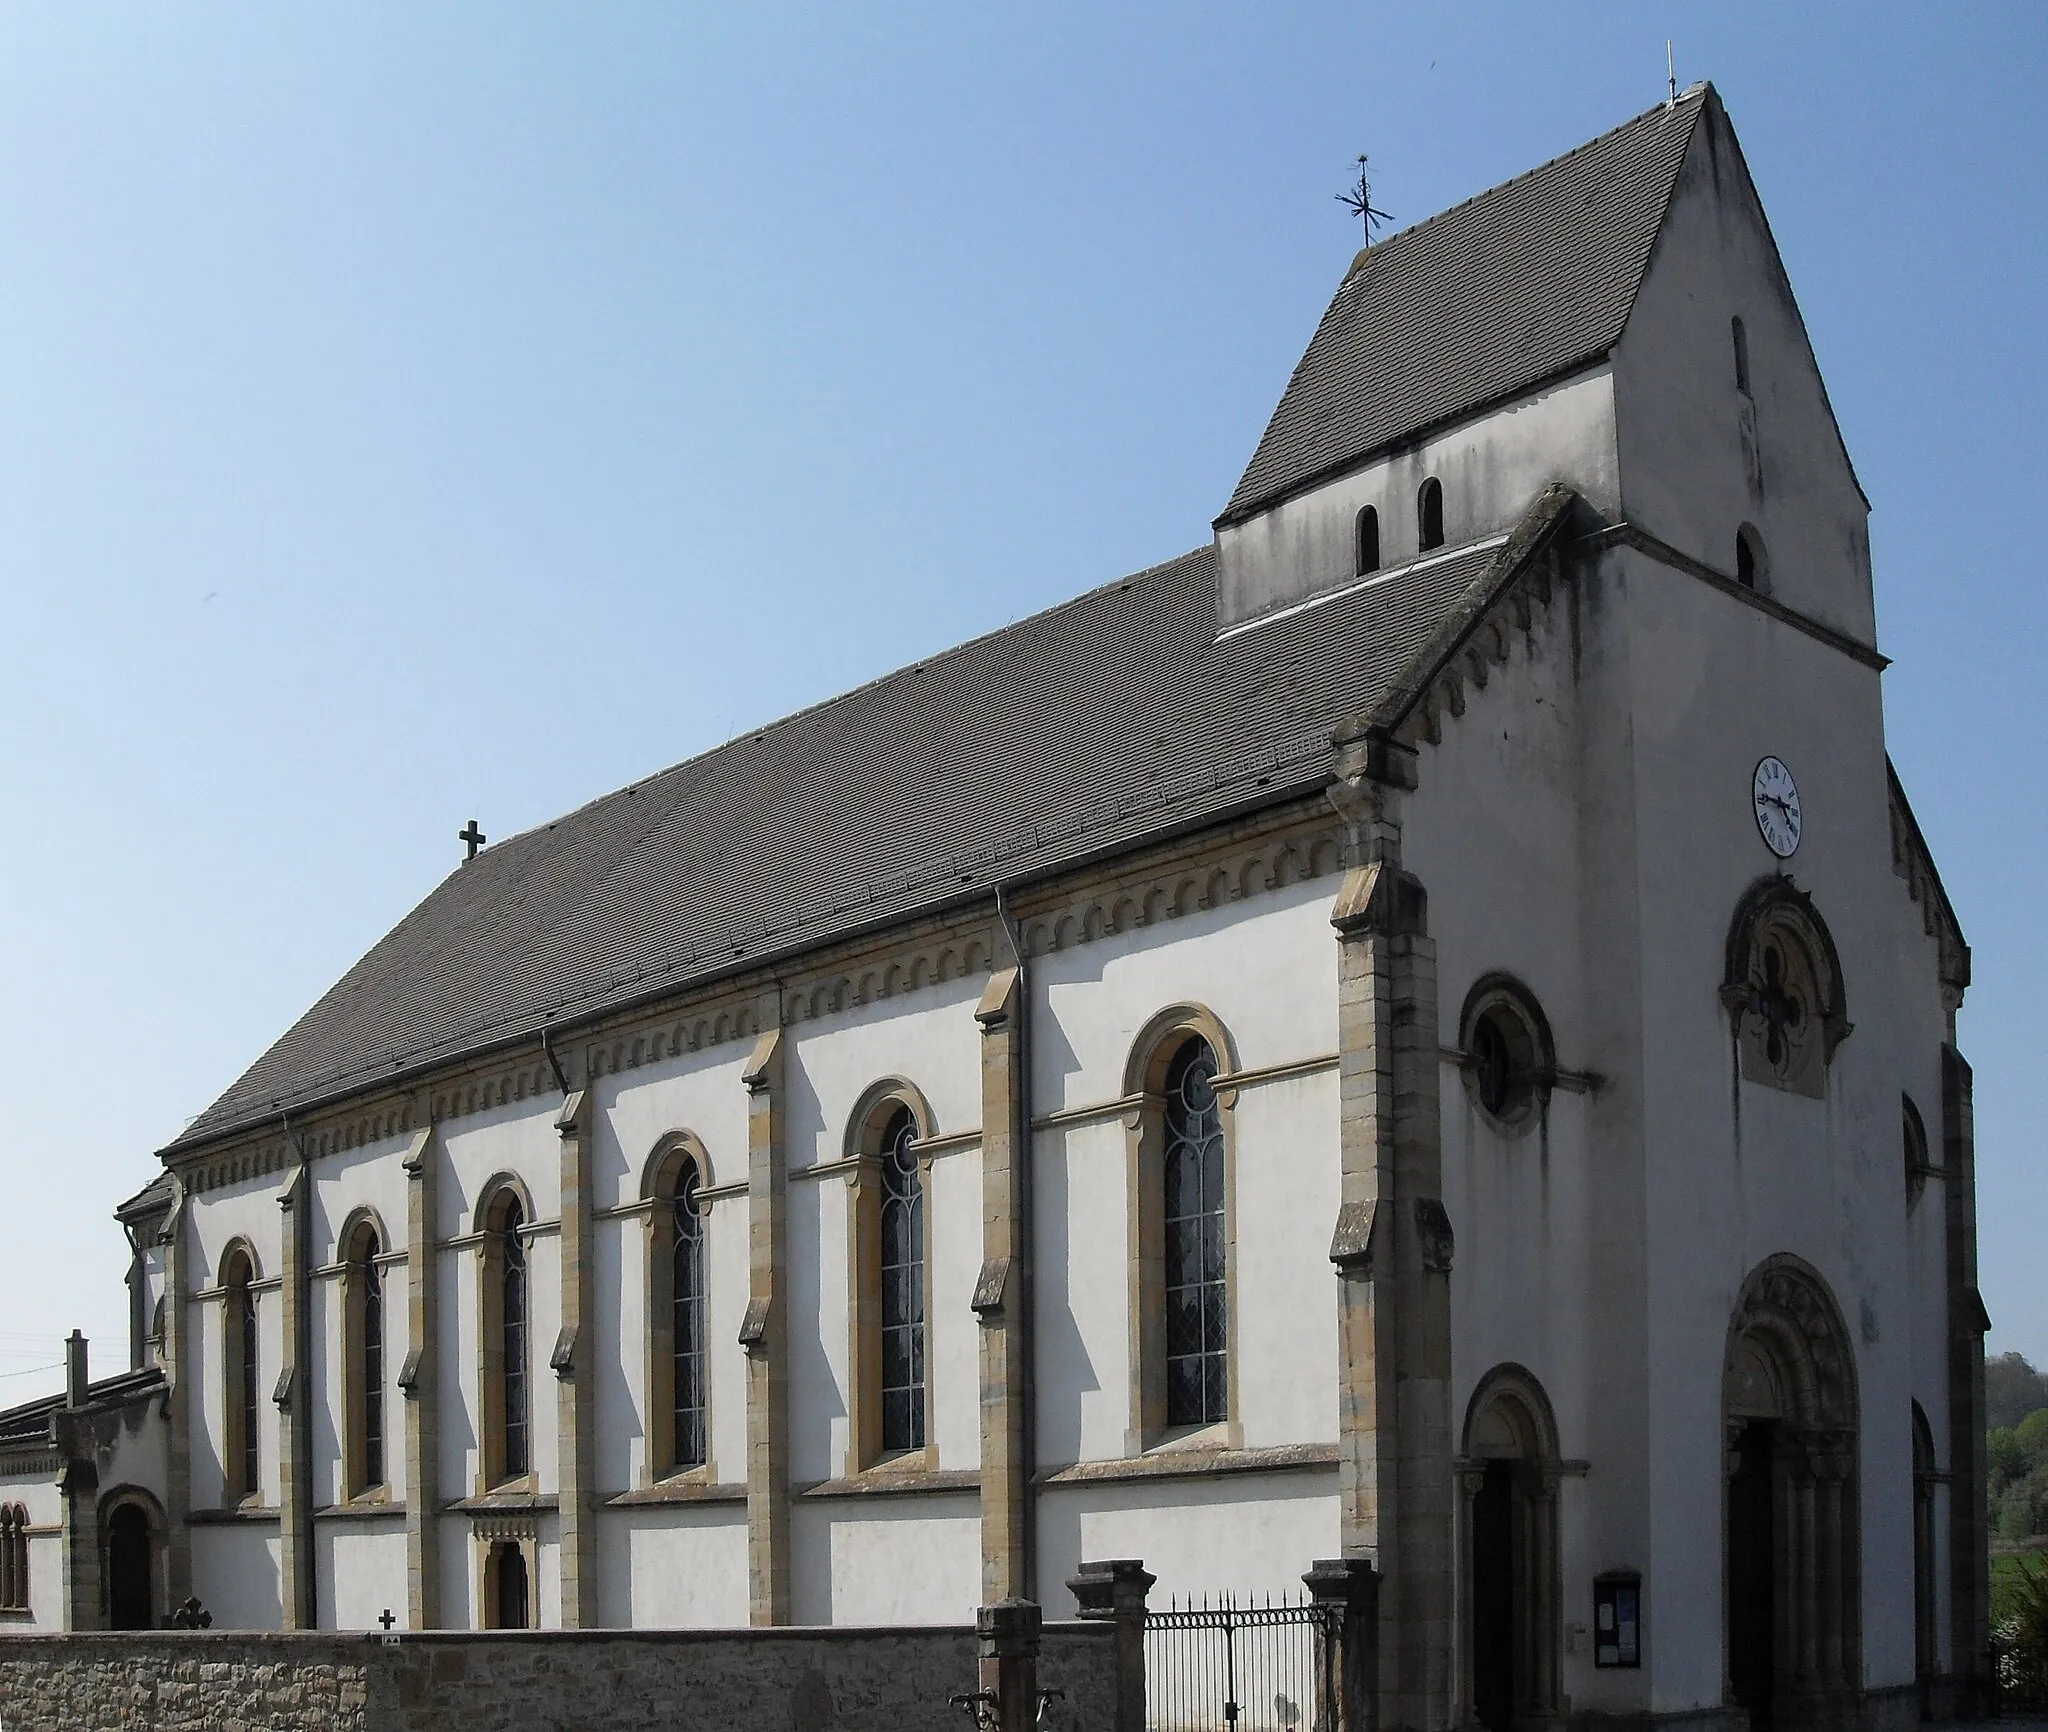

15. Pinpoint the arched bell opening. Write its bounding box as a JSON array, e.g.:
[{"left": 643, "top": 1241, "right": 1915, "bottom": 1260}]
[
  {"left": 1722, "top": 1257, "right": 1861, "bottom": 1732},
  {"left": 1459, "top": 1365, "right": 1566, "bottom": 1732}
]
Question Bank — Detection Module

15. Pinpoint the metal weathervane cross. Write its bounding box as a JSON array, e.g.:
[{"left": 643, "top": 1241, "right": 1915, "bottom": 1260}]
[{"left": 1337, "top": 155, "right": 1391, "bottom": 244}]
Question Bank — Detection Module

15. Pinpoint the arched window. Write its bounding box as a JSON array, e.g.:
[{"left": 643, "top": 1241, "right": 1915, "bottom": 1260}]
[
  {"left": 479, "top": 1185, "right": 533, "bottom": 1487},
  {"left": 1355, "top": 505, "right": 1381, "bottom": 576},
  {"left": 149, "top": 1297, "right": 165, "bottom": 1366},
  {"left": 1124, "top": 1008, "right": 1237, "bottom": 1445},
  {"left": 671, "top": 1162, "right": 707, "bottom": 1471},
  {"left": 0, "top": 1504, "right": 27, "bottom": 1611},
  {"left": 1912, "top": 1400, "right": 1939, "bottom": 1686},
  {"left": 342, "top": 1219, "right": 387, "bottom": 1496},
  {"left": 1162, "top": 1039, "right": 1226, "bottom": 1427},
  {"left": 221, "top": 1246, "right": 260, "bottom": 1503},
  {"left": 1904, "top": 1094, "right": 1934, "bottom": 1207},
  {"left": 845, "top": 1084, "right": 935, "bottom": 1471},
  {"left": 1736, "top": 523, "right": 1767, "bottom": 590},
  {"left": 502, "top": 1202, "right": 529, "bottom": 1480},
  {"left": 878, "top": 1108, "right": 926, "bottom": 1455},
  {"left": 1418, "top": 477, "right": 1445, "bottom": 552},
  {"left": 1458, "top": 975, "right": 1557, "bottom": 1134},
  {"left": 1721, "top": 879, "right": 1848, "bottom": 1099},
  {"left": 1733, "top": 315, "right": 1751, "bottom": 396}
]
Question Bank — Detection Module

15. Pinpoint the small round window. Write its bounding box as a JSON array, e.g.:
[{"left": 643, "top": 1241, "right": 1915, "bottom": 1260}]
[{"left": 1458, "top": 976, "right": 1554, "bottom": 1133}]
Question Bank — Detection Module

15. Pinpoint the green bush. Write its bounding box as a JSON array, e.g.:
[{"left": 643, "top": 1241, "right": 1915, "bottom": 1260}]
[{"left": 1994, "top": 1554, "right": 2048, "bottom": 1708}]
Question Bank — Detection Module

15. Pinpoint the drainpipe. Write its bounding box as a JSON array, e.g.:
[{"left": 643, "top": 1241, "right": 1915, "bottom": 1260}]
[{"left": 994, "top": 885, "right": 1037, "bottom": 1598}]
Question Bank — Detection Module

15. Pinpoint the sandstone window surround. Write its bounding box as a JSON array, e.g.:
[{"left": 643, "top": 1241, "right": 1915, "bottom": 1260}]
[
  {"left": 1455, "top": 974, "right": 1556, "bottom": 1136},
  {"left": 0, "top": 1502, "right": 27, "bottom": 1611},
  {"left": 1721, "top": 880, "right": 1849, "bottom": 1100},
  {"left": 474, "top": 1178, "right": 538, "bottom": 1493},
  {"left": 640, "top": 1131, "right": 716, "bottom": 1483},
  {"left": 843, "top": 1079, "right": 938, "bottom": 1475},
  {"left": 338, "top": 1210, "right": 391, "bottom": 1501},
  {"left": 220, "top": 1241, "right": 263, "bottom": 1505},
  {"left": 1122, "top": 1004, "right": 1240, "bottom": 1453}
]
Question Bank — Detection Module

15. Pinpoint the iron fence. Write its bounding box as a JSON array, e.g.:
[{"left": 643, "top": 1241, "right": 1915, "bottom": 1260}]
[{"left": 1145, "top": 1593, "right": 1336, "bottom": 1732}]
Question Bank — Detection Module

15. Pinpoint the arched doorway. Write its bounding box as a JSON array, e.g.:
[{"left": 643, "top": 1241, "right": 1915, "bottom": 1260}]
[
  {"left": 1722, "top": 1258, "right": 1860, "bottom": 1732},
  {"left": 483, "top": 1540, "right": 530, "bottom": 1630},
  {"left": 1459, "top": 1365, "right": 1565, "bottom": 1732},
  {"left": 1911, "top": 1401, "right": 1939, "bottom": 1706},
  {"left": 105, "top": 1501, "right": 156, "bottom": 1630}
]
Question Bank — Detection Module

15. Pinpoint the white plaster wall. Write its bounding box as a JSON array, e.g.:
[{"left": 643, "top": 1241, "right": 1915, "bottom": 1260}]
[
  {"left": 317, "top": 1519, "right": 407, "bottom": 1630},
  {"left": 1613, "top": 102, "right": 1874, "bottom": 643},
  {"left": 1215, "top": 366, "right": 1620, "bottom": 629},
  {"left": 603, "top": 1505, "right": 749, "bottom": 1628},
  {"left": 593, "top": 1045, "right": 757, "bottom": 1494},
  {"left": 1603, "top": 542, "right": 1937, "bottom": 1704},
  {"left": 438, "top": 1099, "right": 563, "bottom": 1500},
  {"left": 1034, "top": 882, "right": 1341, "bottom": 1469},
  {"left": 784, "top": 980, "right": 985, "bottom": 1483},
  {"left": 308, "top": 1135, "right": 412, "bottom": 1508},
  {"left": 191, "top": 1526, "right": 283, "bottom": 1629},
  {"left": 187, "top": 1173, "right": 288, "bottom": 1511},
  {"left": 0, "top": 1473, "right": 64, "bottom": 1628},
  {"left": 1040, "top": 1478, "right": 1340, "bottom": 1612},
  {"left": 789, "top": 1499, "right": 980, "bottom": 1626}
]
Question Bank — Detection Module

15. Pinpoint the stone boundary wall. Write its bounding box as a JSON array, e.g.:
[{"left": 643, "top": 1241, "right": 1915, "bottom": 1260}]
[{"left": 0, "top": 1621, "right": 1119, "bottom": 1732}]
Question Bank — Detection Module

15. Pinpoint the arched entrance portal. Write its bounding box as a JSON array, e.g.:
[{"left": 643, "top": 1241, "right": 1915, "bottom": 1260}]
[
  {"left": 1459, "top": 1365, "right": 1565, "bottom": 1732},
  {"left": 104, "top": 1500, "right": 156, "bottom": 1630},
  {"left": 1722, "top": 1258, "right": 1860, "bottom": 1732}
]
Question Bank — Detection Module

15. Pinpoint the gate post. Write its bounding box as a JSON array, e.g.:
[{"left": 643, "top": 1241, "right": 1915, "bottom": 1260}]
[
  {"left": 1305, "top": 1556, "right": 1380, "bottom": 1732},
  {"left": 979, "top": 1598, "right": 1043, "bottom": 1732},
  {"left": 1068, "top": 1558, "right": 1155, "bottom": 1732}
]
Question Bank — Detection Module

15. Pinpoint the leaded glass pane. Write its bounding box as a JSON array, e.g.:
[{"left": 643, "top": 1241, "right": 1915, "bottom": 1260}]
[
  {"left": 361, "top": 1233, "right": 385, "bottom": 1489},
  {"left": 672, "top": 1164, "right": 706, "bottom": 1470},
  {"left": 502, "top": 1200, "right": 529, "bottom": 1479},
  {"left": 878, "top": 1109, "right": 925, "bottom": 1453},
  {"left": 237, "top": 1278, "right": 260, "bottom": 1498},
  {"left": 1162, "top": 1039, "right": 1227, "bottom": 1426}
]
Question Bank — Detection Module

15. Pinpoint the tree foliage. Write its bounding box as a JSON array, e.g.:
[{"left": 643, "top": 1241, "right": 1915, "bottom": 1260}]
[{"left": 1990, "top": 1358, "right": 2048, "bottom": 1543}]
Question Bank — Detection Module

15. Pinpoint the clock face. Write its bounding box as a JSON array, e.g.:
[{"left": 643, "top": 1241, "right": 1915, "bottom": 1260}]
[{"left": 1752, "top": 756, "right": 1801, "bottom": 859}]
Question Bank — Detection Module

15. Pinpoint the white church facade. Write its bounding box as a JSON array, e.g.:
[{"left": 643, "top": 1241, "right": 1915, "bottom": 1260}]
[{"left": 0, "top": 86, "right": 1989, "bottom": 1732}]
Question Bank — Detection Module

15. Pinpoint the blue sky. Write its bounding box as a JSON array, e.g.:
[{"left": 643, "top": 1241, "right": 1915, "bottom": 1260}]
[{"left": 1, "top": 4, "right": 2042, "bottom": 1395}]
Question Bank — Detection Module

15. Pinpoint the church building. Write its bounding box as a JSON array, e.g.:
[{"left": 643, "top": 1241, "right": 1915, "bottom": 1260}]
[{"left": 0, "top": 85, "right": 1988, "bottom": 1732}]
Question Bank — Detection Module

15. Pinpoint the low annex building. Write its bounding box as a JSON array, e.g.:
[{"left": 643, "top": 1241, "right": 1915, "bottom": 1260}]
[{"left": 1, "top": 86, "right": 1988, "bottom": 1732}]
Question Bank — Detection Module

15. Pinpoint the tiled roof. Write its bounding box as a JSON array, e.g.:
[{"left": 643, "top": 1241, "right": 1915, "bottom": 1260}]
[
  {"left": 0, "top": 1368, "right": 164, "bottom": 1444},
  {"left": 1219, "top": 87, "right": 1709, "bottom": 524},
  {"left": 172, "top": 533, "right": 1527, "bottom": 1151}
]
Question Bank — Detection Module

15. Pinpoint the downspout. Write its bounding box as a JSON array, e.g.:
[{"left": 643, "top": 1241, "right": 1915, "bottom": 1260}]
[
  {"left": 994, "top": 886, "right": 1037, "bottom": 1598},
  {"left": 279, "top": 1109, "right": 317, "bottom": 1630},
  {"left": 541, "top": 1023, "right": 571, "bottom": 1098}
]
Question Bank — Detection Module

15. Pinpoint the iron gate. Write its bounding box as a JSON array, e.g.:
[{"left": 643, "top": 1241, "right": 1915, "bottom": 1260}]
[{"left": 1144, "top": 1594, "right": 1337, "bottom": 1732}]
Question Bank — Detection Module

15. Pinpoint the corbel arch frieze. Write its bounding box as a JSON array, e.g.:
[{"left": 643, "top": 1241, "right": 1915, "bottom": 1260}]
[
  {"left": 1016, "top": 824, "right": 1346, "bottom": 960},
  {"left": 1395, "top": 550, "right": 1569, "bottom": 753}
]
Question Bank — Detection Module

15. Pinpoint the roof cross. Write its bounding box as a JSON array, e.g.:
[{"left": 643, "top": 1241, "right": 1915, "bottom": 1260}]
[{"left": 458, "top": 818, "right": 487, "bottom": 863}]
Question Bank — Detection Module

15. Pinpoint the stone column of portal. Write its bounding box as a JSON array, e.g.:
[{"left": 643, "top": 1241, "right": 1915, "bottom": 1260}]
[
  {"left": 975, "top": 966, "right": 1029, "bottom": 1604},
  {"left": 742, "top": 1027, "right": 791, "bottom": 1624},
  {"left": 1941, "top": 1044, "right": 1991, "bottom": 1714},
  {"left": 1327, "top": 728, "right": 1451, "bottom": 1732},
  {"left": 554, "top": 1086, "right": 597, "bottom": 1628},
  {"left": 277, "top": 1162, "right": 315, "bottom": 1629},
  {"left": 160, "top": 1180, "right": 194, "bottom": 1605},
  {"left": 400, "top": 1125, "right": 440, "bottom": 1629}
]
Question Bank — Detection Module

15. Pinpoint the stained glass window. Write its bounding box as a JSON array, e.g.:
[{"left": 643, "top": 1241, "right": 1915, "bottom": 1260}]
[
  {"left": 672, "top": 1163, "right": 706, "bottom": 1470},
  {"left": 878, "top": 1108, "right": 925, "bottom": 1454},
  {"left": 1163, "top": 1039, "right": 1226, "bottom": 1427},
  {"left": 501, "top": 1199, "right": 529, "bottom": 1479},
  {"left": 359, "top": 1231, "right": 385, "bottom": 1489}
]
